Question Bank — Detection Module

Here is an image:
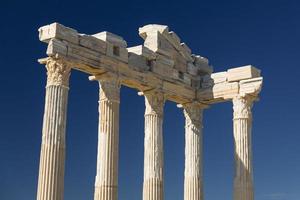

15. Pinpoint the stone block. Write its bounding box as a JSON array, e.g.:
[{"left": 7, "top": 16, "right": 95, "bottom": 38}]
[
  {"left": 181, "top": 43, "right": 191, "bottom": 54},
  {"left": 144, "top": 31, "right": 174, "bottom": 58},
  {"left": 210, "top": 72, "right": 227, "bottom": 83},
  {"left": 128, "top": 52, "right": 150, "bottom": 72},
  {"left": 187, "top": 62, "right": 198, "bottom": 76},
  {"left": 168, "top": 31, "right": 181, "bottom": 49},
  {"left": 39, "top": 23, "right": 78, "bottom": 44},
  {"left": 174, "top": 53, "right": 187, "bottom": 73},
  {"left": 193, "top": 55, "right": 213, "bottom": 75},
  {"left": 201, "top": 75, "right": 214, "bottom": 88},
  {"left": 212, "top": 82, "right": 239, "bottom": 99},
  {"left": 180, "top": 72, "right": 192, "bottom": 86},
  {"left": 93, "top": 31, "right": 127, "bottom": 48},
  {"left": 151, "top": 60, "right": 177, "bottom": 80},
  {"left": 139, "top": 24, "right": 169, "bottom": 39},
  {"left": 239, "top": 77, "right": 263, "bottom": 96},
  {"left": 227, "top": 65, "right": 261, "bottom": 82},
  {"left": 163, "top": 81, "right": 195, "bottom": 99},
  {"left": 106, "top": 43, "right": 128, "bottom": 63},
  {"left": 46, "top": 39, "right": 67, "bottom": 56},
  {"left": 79, "top": 34, "right": 106, "bottom": 54},
  {"left": 127, "top": 45, "right": 156, "bottom": 59}
]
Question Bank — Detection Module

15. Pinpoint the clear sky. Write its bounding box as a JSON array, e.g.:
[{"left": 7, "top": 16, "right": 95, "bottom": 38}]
[{"left": 0, "top": 0, "right": 299, "bottom": 199}]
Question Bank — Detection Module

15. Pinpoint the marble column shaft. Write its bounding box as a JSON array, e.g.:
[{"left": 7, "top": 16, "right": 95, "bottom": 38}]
[
  {"left": 183, "top": 104, "right": 204, "bottom": 200},
  {"left": 143, "top": 92, "right": 165, "bottom": 200},
  {"left": 232, "top": 95, "right": 254, "bottom": 200},
  {"left": 37, "top": 58, "right": 71, "bottom": 200},
  {"left": 94, "top": 79, "right": 120, "bottom": 200}
]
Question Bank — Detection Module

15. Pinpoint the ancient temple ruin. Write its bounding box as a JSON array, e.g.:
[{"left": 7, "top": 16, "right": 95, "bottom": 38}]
[{"left": 36, "top": 23, "right": 263, "bottom": 200}]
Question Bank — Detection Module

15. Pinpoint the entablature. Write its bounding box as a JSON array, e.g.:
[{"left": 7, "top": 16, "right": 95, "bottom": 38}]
[{"left": 38, "top": 23, "right": 263, "bottom": 104}]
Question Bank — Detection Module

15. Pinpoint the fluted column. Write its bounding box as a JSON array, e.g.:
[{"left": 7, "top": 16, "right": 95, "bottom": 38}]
[
  {"left": 143, "top": 91, "right": 165, "bottom": 200},
  {"left": 94, "top": 78, "right": 120, "bottom": 200},
  {"left": 232, "top": 95, "right": 255, "bottom": 200},
  {"left": 37, "top": 58, "right": 71, "bottom": 200},
  {"left": 183, "top": 103, "right": 205, "bottom": 200}
]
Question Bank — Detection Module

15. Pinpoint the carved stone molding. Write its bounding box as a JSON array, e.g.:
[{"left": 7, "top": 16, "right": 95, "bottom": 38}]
[
  {"left": 45, "top": 57, "right": 71, "bottom": 87},
  {"left": 232, "top": 95, "right": 255, "bottom": 119},
  {"left": 144, "top": 91, "right": 165, "bottom": 117}
]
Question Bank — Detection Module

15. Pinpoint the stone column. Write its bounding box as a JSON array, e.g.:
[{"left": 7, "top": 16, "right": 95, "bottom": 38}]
[
  {"left": 143, "top": 91, "right": 165, "bottom": 200},
  {"left": 94, "top": 78, "right": 120, "bottom": 200},
  {"left": 232, "top": 95, "right": 255, "bottom": 200},
  {"left": 37, "top": 58, "right": 71, "bottom": 200},
  {"left": 183, "top": 103, "right": 205, "bottom": 200}
]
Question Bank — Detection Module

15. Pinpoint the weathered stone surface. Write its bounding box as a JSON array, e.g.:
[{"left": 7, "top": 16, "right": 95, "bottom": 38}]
[
  {"left": 128, "top": 52, "right": 150, "bottom": 72},
  {"left": 39, "top": 23, "right": 229, "bottom": 104},
  {"left": 94, "top": 77, "right": 120, "bottom": 200},
  {"left": 37, "top": 58, "right": 71, "bottom": 200},
  {"left": 127, "top": 45, "right": 156, "bottom": 59},
  {"left": 37, "top": 22, "right": 264, "bottom": 200},
  {"left": 232, "top": 96, "right": 254, "bottom": 200},
  {"left": 143, "top": 91, "right": 165, "bottom": 200},
  {"left": 239, "top": 77, "right": 263, "bottom": 97},
  {"left": 193, "top": 55, "right": 213, "bottom": 75},
  {"left": 227, "top": 65, "right": 260, "bottom": 82},
  {"left": 183, "top": 103, "right": 206, "bottom": 200},
  {"left": 46, "top": 39, "right": 67, "bottom": 56},
  {"left": 139, "top": 24, "right": 169, "bottom": 39},
  {"left": 93, "top": 31, "right": 127, "bottom": 48},
  {"left": 79, "top": 34, "right": 106, "bottom": 54},
  {"left": 105, "top": 43, "right": 128, "bottom": 63},
  {"left": 39, "top": 22, "right": 78, "bottom": 44}
]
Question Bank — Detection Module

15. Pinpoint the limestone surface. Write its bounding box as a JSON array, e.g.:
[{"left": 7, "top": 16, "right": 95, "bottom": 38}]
[{"left": 36, "top": 23, "right": 263, "bottom": 200}]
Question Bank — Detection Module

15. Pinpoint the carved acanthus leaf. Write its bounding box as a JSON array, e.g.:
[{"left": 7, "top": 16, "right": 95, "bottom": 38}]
[
  {"left": 183, "top": 103, "right": 204, "bottom": 128},
  {"left": 144, "top": 92, "right": 165, "bottom": 117},
  {"left": 99, "top": 79, "right": 120, "bottom": 102},
  {"left": 46, "top": 58, "right": 71, "bottom": 87},
  {"left": 233, "top": 95, "right": 254, "bottom": 119}
]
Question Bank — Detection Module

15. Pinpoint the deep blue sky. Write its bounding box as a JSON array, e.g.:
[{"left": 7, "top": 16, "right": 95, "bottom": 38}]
[{"left": 0, "top": 0, "right": 299, "bottom": 199}]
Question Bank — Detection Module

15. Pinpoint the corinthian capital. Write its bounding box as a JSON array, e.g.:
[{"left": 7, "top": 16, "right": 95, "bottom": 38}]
[
  {"left": 99, "top": 78, "right": 121, "bottom": 103},
  {"left": 232, "top": 95, "right": 255, "bottom": 119},
  {"left": 144, "top": 91, "right": 165, "bottom": 117},
  {"left": 45, "top": 58, "right": 71, "bottom": 87},
  {"left": 183, "top": 102, "right": 207, "bottom": 128}
]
